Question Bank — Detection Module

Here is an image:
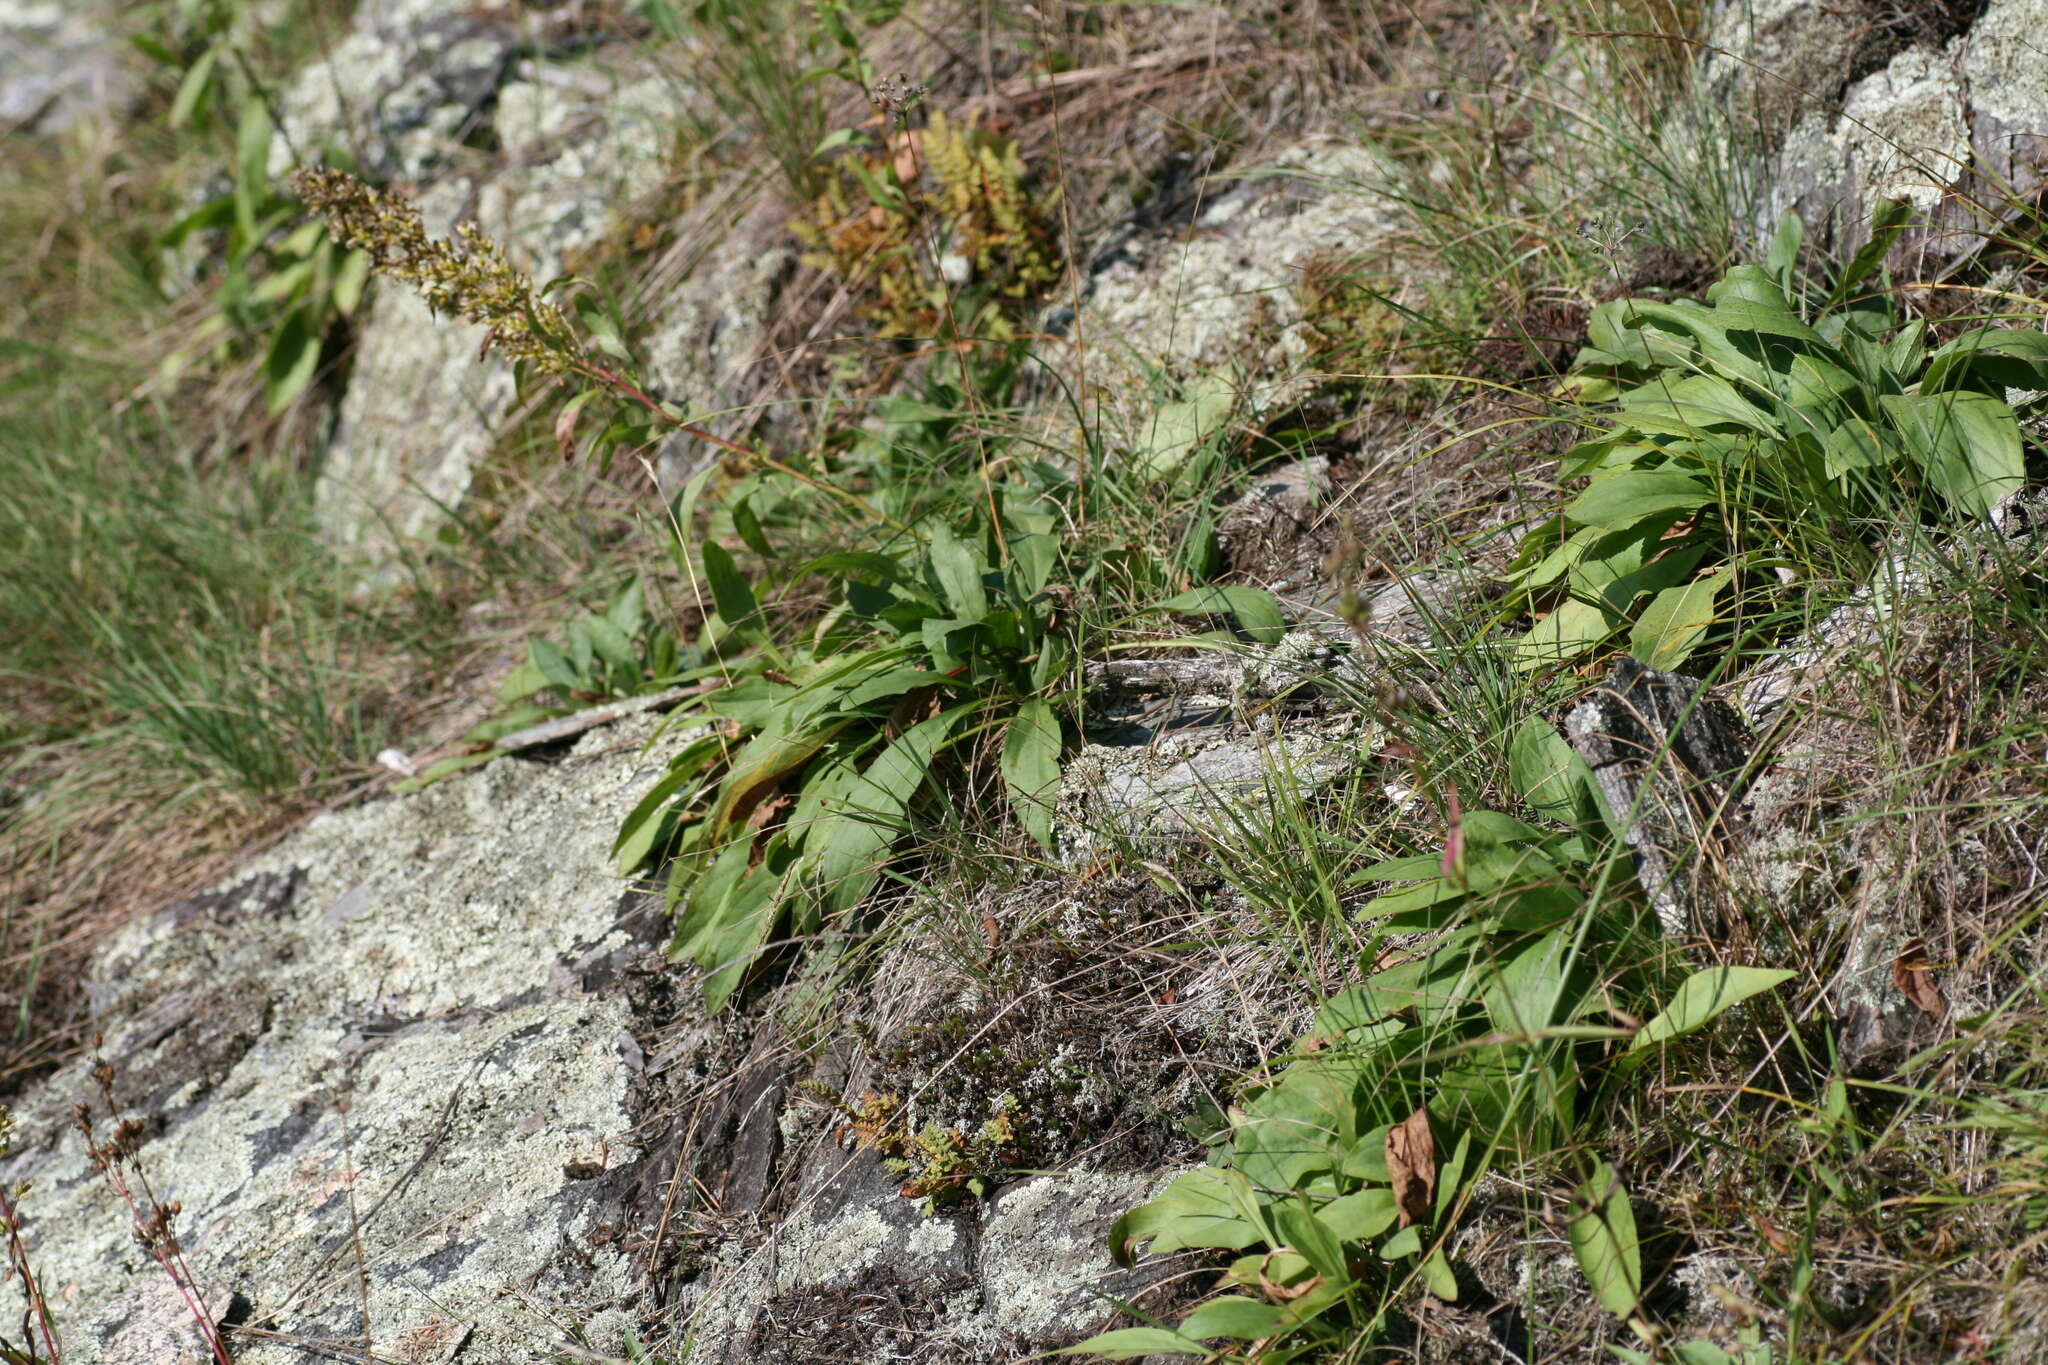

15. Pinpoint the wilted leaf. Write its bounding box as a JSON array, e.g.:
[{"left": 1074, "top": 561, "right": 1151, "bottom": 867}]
[
  {"left": 1386, "top": 1105, "right": 1436, "bottom": 1229},
  {"left": 1135, "top": 372, "right": 1237, "bottom": 478},
  {"left": 1891, "top": 936, "right": 1948, "bottom": 1021},
  {"left": 554, "top": 388, "right": 601, "bottom": 461}
]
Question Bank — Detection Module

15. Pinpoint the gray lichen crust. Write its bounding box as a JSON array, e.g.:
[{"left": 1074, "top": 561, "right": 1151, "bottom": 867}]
[{"left": 0, "top": 715, "right": 693, "bottom": 1364}]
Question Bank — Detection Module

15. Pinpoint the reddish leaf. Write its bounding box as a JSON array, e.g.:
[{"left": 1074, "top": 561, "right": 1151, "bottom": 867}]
[
  {"left": 1387, "top": 1105, "right": 1437, "bottom": 1229},
  {"left": 1892, "top": 937, "right": 1948, "bottom": 1021}
]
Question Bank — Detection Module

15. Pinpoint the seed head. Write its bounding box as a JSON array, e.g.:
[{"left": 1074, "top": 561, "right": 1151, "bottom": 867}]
[{"left": 294, "top": 166, "right": 584, "bottom": 376}]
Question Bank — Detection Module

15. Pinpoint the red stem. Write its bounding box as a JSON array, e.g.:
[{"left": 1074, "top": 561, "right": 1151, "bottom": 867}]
[{"left": 0, "top": 1182, "right": 61, "bottom": 1363}]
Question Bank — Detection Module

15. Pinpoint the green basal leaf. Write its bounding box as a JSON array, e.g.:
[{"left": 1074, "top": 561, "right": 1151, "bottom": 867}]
[
  {"left": 332, "top": 247, "right": 372, "bottom": 317},
  {"left": 811, "top": 709, "right": 961, "bottom": 915},
  {"left": 1108, "top": 1166, "right": 1266, "bottom": 1264},
  {"left": 262, "top": 307, "right": 320, "bottom": 414},
  {"left": 1514, "top": 596, "right": 1620, "bottom": 671},
  {"left": 696, "top": 835, "right": 794, "bottom": 1010},
  {"left": 169, "top": 43, "right": 219, "bottom": 129},
  {"left": 924, "top": 520, "right": 990, "bottom": 619},
  {"left": 1380, "top": 1225, "right": 1423, "bottom": 1260},
  {"left": 1135, "top": 372, "right": 1237, "bottom": 478},
  {"left": 1318, "top": 1186, "right": 1398, "bottom": 1242},
  {"left": 1880, "top": 390, "right": 2026, "bottom": 517},
  {"left": 584, "top": 614, "right": 640, "bottom": 678},
  {"left": 1626, "top": 967, "right": 1796, "bottom": 1053},
  {"left": 1569, "top": 1159, "right": 1643, "bottom": 1318},
  {"left": 1421, "top": 1246, "right": 1459, "bottom": 1300},
  {"left": 701, "top": 541, "right": 763, "bottom": 636},
  {"left": 1763, "top": 208, "right": 1803, "bottom": 290},
  {"left": 1827, "top": 195, "right": 1912, "bottom": 307},
  {"left": 529, "top": 637, "right": 585, "bottom": 693},
  {"left": 1157, "top": 584, "right": 1288, "bottom": 644},
  {"left": 612, "top": 736, "right": 723, "bottom": 869},
  {"left": 1054, "top": 1327, "right": 1211, "bottom": 1358},
  {"left": 605, "top": 575, "right": 646, "bottom": 635},
  {"left": 1511, "top": 716, "right": 1601, "bottom": 824},
  {"left": 731, "top": 498, "right": 773, "bottom": 557},
  {"left": 1176, "top": 1296, "right": 1289, "bottom": 1342},
  {"left": 1001, "top": 699, "right": 1063, "bottom": 849},
  {"left": 1515, "top": 522, "right": 1607, "bottom": 590},
  {"left": 1480, "top": 928, "right": 1571, "bottom": 1037},
  {"left": 1781, "top": 353, "right": 1862, "bottom": 408},
  {"left": 1921, "top": 326, "right": 2048, "bottom": 394},
  {"left": 1275, "top": 1199, "right": 1349, "bottom": 1281},
  {"left": 1615, "top": 373, "right": 1781, "bottom": 437},
  {"left": 497, "top": 657, "right": 552, "bottom": 703},
  {"left": 1822, "top": 417, "right": 1887, "bottom": 477},
  {"left": 1565, "top": 467, "right": 1716, "bottom": 530},
  {"left": 232, "top": 96, "right": 271, "bottom": 242},
  {"left": 1627, "top": 564, "right": 1734, "bottom": 669}
]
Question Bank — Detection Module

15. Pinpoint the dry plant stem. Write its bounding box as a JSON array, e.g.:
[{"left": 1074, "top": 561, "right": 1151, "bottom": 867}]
[
  {"left": 562, "top": 354, "right": 908, "bottom": 532},
  {"left": 76, "top": 1054, "right": 233, "bottom": 1365},
  {"left": 0, "top": 1180, "right": 61, "bottom": 1363}
]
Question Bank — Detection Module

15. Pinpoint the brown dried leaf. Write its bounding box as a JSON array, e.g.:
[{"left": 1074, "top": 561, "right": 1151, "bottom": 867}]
[
  {"left": 1892, "top": 936, "right": 1948, "bottom": 1021},
  {"left": 1255, "top": 1251, "right": 1323, "bottom": 1302},
  {"left": 1387, "top": 1104, "right": 1437, "bottom": 1229}
]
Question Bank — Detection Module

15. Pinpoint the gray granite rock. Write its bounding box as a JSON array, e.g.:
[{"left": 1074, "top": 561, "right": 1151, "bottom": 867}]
[
  {"left": 1073, "top": 141, "right": 1414, "bottom": 419},
  {"left": 269, "top": 0, "right": 523, "bottom": 183},
  {"left": 1743, "top": 0, "right": 2048, "bottom": 262},
  {"left": 0, "top": 714, "right": 690, "bottom": 1364},
  {"left": 0, "top": 0, "right": 143, "bottom": 134},
  {"left": 312, "top": 184, "right": 517, "bottom": 567}
]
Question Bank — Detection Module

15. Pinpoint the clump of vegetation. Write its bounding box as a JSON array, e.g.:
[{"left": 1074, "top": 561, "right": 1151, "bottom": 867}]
[
  {"left": 796, "top": 108, "right": 1064, "bottom": 340},
  {"left": 1507, "top": 200, "right": 2042, "bottom": 673},
  {"left": 814, "top": 1087, "right": 1026, "bottom": 1211}
]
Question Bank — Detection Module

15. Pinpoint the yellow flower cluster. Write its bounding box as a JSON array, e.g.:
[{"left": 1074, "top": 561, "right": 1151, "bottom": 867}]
[{"left": 293, "top": 167, "right": 583, "bottom": 375}]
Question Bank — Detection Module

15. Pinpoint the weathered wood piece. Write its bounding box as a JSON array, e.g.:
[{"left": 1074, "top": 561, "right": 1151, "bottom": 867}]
[{"left": 1566, "top": 658, "right": 1754, "bottom": 937}]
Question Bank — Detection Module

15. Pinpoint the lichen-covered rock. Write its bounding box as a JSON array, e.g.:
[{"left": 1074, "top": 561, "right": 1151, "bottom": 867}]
[
  {"left": 1700, "top": 0, "right": 1863, "bottom": 131},
  {"left": 680, "top": 1158, "right": 1167, "bottom": 1364},
  {"left": 1059, "top": 707, "right": 1366, "bottom": 853},
  {"left": 638, "top": 200, "right": 797, "bottom": 455},
  {"left": 476, "top": 61, "right": 679, "bottom": 270},
  {"left": 1073, "top": 141, "right": 1410, "bottom": 416},
  {"left": 1765, "top": 45, "right": 1970, "bottom": 244},
  {"left": 269, "top": 0, "right": 523, "bottom": 183},
  {"left": 0, "top": 0, "right": 143, "bottom": 134},
  {"left": 312, "top": 183, "right": 517, "bottom": 567},
  {"left": 1746, "top": 0, "right": 2048, "bottom": 260},
  {"left": 0, "top": 713, "right": 691, "bottom": 1364}
]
